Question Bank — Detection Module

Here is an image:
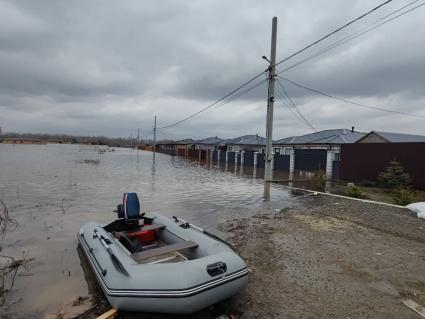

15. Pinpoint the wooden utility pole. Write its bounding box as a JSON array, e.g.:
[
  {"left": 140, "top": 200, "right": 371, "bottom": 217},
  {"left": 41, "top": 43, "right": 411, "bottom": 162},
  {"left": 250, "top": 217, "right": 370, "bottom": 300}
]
[
  {"left": 264, "top": 17, "right": 277, "bottom": 182},
  {"left": 153, "top": 116, "right": 157, "bottom": 154}
]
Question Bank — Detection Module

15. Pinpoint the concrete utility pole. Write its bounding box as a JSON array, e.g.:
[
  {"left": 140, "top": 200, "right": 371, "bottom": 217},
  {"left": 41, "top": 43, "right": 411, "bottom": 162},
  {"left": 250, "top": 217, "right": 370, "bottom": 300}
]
[
  {"left": 153, "top": 116, "right": 157, "bottom": 154},
  {"left": 264, "top": 17, "right": 277, "bottom": 182}
]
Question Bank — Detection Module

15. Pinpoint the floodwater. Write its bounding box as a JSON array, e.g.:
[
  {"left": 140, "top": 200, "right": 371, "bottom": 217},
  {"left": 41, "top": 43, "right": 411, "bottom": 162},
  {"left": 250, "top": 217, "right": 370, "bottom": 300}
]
[{"left": 0, "top": 144, "right": 293, "bottom": 316}]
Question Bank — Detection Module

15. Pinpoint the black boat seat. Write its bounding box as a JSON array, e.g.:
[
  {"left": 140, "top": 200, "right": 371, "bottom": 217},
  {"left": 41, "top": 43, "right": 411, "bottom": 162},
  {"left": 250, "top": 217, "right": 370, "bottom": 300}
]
[{"left": 131, "top": 241, "right": 198, "bottom": 262}]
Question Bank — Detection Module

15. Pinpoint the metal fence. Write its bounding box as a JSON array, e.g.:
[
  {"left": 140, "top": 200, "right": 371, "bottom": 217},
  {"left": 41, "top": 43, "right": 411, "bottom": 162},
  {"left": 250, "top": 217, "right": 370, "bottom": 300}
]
[
  {"left": 340, "top": 143, "right": 425, "bottom": 190},
  {"left": 274, "top": 154, "right": 290, "bottom": 171},
  {"left": 244, "top": 152, "right": 255, "bottom": 166},
  {"left": 294, "top": 149, "right": 327, "bottom": 171}
]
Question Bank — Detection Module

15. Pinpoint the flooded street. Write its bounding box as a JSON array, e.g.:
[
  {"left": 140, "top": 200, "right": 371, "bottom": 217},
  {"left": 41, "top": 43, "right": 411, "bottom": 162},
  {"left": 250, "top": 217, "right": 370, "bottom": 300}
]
[
  {"left": 3, "top": 144, "right": 424, "bottom": 319},
  {"left": 0, "top": 144, "right": 291, "bottom": 316}
]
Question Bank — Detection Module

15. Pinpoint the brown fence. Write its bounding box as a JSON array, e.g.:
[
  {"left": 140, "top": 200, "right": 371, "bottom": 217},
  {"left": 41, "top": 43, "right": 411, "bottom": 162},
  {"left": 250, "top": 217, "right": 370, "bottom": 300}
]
[
  {"left": 176, "top": 148, "right": 209, "bottom": 159},
  {"left": 340, "top": 143, "right": 425, "bottom": 190}
]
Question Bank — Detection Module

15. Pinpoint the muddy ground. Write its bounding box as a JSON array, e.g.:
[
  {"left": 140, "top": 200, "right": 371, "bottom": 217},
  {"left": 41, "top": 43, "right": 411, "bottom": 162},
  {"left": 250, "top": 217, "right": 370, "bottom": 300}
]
[
  {"left": 6, "top": 194, "right": 425, "bottom": 319},
  {"left": 223, "top": 194, "right": 425, "bottom": 319}
]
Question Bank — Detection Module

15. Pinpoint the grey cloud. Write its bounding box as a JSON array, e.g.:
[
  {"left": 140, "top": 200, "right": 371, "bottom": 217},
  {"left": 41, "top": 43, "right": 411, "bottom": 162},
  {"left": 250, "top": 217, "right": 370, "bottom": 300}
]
[{"left": 0, "top": 0, "right": 424, "bottom": 138}]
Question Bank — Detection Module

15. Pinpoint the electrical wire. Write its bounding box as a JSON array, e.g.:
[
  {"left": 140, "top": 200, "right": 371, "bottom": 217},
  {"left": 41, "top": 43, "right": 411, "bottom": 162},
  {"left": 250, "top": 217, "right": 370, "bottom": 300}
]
[
  {"left": 273, "top": 0, "right": 393, "bottom": 69},
  {"left": 160, "top": 78, "right": 267, "bottom": 130},
  {"left": 158, "top": 72, "right": 266, "bottom": 129},
  {"left": 274, "top": 82, "right": 315, "bottom": 131},
  {"left": 279, "top": 76, "right": 425, "bottom": 118},
  {"left": 276, "top": 79, "right": 318, "bottom": 132},
  {"left": 205, "top": 79, "right": 267, "bottom": 115},
  {"left": 158, "top": 0, "right": 393, "bottom": 130},
  {"left": 278, "top": 0, "right": 425, "bottom": 74}
]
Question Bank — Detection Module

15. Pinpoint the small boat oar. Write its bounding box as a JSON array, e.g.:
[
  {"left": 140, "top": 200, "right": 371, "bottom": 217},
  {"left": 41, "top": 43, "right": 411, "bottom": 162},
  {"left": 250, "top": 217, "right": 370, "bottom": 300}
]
[{"left": 172, "top": 216, "right": 234, "bottom": 248}]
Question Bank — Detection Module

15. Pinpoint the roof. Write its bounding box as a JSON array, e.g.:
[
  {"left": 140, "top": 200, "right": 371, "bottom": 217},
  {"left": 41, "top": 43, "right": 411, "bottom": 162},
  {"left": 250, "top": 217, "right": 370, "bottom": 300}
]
[
  {"left": 223, "top": 134, "right": 267, "bottom": 146},
  {"left": 359, "top": 131, "right": 425, "bottom": 143},
  {"left": 274, "top": 129, "right": 365, "bottom": 145},
  {"left": 174, "top": 138, "right": 194, "bottom": 145},
  {"left": 194, "top": 136, "right": 223, "bottom": 145}
]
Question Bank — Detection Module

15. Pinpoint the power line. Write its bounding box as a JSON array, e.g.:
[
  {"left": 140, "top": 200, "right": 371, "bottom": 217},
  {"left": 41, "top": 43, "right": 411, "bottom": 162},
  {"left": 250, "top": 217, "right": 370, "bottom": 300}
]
[
  {"left": 278, "top": 0, "right": 425, "bottom": 74},
  {"left": 274, "top": 82, "right": 316, "bottom": 131},
  {"left": 160, "top": 78, "right": 267, "bottom": 130},
  {"left": 273, "top": 0, "right": 393, "bottom": 69},
  {"left": 205, "top": 79, "right": 267, "bottom": 115},
  {"left": 158, "top": 72, "right": 266, "bottom": 129},
  {"left": 158, "top": 1, "right": 393, "bottom": 130},
  {"left": 279, "top": 76, "right": 425, "bottom": 118},
  {"left": 276, "top": 79, "right": 318, "bottom": 132}
]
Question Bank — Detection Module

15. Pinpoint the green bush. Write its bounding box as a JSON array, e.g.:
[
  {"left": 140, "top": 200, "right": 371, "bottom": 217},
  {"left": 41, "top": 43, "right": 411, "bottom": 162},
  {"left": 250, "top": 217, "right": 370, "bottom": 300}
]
[
  {"left": 378, "top": 160, "right": 411, "bottom": 189},
  {"left": 345, "top": 185, "right": 363, "bottom": 198},
  {"left": 311, "top": 170, "right": 326, "bottom": 191},
  {"left": 392, "top": 187, "right": 416, "bottom": 206}
]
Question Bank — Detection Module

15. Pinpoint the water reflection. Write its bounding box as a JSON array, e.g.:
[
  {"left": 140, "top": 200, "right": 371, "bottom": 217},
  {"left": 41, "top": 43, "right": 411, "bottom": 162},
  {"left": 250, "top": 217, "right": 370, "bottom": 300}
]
[{"left": 0, "top": 144, "right": 299, "bottom": 315}]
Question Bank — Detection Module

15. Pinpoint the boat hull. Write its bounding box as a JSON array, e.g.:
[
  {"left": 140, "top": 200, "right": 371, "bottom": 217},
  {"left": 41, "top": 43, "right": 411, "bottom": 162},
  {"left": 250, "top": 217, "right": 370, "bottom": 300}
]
[{"left": 77, "top": 214, "right": 248, "bottom": 314}]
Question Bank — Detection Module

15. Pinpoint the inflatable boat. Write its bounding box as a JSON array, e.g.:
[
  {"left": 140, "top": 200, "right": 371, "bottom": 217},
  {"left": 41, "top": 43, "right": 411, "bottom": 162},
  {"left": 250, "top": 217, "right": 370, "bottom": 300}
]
[{"left": 77, "top": 193, "right": 248, "bottom": 314}]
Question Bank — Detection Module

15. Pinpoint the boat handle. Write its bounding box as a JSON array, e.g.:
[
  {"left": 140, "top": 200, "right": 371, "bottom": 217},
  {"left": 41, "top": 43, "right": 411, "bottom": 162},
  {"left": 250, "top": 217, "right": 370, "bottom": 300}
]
[
  {"left": 94, "top": 229, "right": 129, "bottom": 276},
  {"left": 207, "top": 262, "right": 227, "bottom": 277},
  {"left": 80, "top": 234, "right": 107, "bottom": 276}
]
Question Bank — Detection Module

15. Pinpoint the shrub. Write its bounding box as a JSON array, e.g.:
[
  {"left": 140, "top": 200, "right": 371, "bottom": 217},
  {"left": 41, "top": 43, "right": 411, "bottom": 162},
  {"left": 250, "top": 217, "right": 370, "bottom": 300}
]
[
  {"left": 345, "top": 185, "right": 363, "bottom": 198},
  {"left": 378, "top": 160, "right": 411, "bottom": 189},
  {"left": 311, "top": 170, "right": 326, "bottom": 191},
  {"left": 392, "top": 187, "right": 416, "bottom": 206}
]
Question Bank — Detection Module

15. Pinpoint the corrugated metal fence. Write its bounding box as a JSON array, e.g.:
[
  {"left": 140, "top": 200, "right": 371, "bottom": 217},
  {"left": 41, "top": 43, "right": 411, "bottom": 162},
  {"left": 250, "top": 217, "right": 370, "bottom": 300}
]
[{"left": 340, "top": 143, "right": 425, "bottom": 190}]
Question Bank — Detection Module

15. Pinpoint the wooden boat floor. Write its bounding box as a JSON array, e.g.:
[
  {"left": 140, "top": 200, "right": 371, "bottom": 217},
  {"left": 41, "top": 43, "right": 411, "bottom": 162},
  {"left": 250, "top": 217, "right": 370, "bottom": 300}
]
[
  {"left": 132, "top": 241, "right": 198, "bottom": 263},
  {"left": 138, "top": 251, "right": 187, "bottom": 264}
]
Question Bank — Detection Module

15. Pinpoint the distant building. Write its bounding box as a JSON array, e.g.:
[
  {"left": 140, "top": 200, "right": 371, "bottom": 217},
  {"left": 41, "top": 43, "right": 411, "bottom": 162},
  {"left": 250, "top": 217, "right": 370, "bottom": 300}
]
[
  {"left": 192, "top": 137, "right": 223, "bottom": 151},
  {"left": 356, "top": 131, "right": 425, "bottom": 143},
  {"left": 273, "top": 128, "right": 365, "bottom": 155},
  {"left": 77, "top": 138, "right": 98, "bottom": 145},
  {"left": 221, "top": 134, "right": 267, "bottom": 153},
  {"left": 2, "top": 137, "right": 47, "bottom": 144}
]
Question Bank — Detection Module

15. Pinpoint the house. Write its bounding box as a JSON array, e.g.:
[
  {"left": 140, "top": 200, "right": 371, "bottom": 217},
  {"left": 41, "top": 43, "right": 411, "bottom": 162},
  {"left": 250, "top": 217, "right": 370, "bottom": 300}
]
[
  {"left": 192, "top": 137, "right": 223, "bottom": 151},
  {"left": 1, "top": 137, "right": 47, "bottom": 144},
  {"left": 273, "top": 128, "right": 365, "bottom": 156},
  {"left": 221, "top": 134, "right": 267, "bottom": 153},
  {"left": 356, "top": 131, "right": 425, "bottom": 143},
  {"left": 155, "top": 138, "right": 193, "bottom": 154},
  {"left": 77, "top": 138, "right": 99, "bottom": 145}
]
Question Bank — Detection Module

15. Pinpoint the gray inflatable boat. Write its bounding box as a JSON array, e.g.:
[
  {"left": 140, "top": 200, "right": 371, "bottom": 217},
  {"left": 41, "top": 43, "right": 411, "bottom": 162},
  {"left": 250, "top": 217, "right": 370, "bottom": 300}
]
[{"left": 77, "top": 193, "right": 248, "bottom": 314}]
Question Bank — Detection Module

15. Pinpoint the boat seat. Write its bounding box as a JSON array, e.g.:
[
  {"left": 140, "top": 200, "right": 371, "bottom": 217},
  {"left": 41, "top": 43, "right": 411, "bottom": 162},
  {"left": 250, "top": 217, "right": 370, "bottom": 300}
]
[
  {"left": 131, "top": 241, "right": 198, "bottom": 262},
  {"left": 141, "top": 223, "right": 166, "bottom": 232}
]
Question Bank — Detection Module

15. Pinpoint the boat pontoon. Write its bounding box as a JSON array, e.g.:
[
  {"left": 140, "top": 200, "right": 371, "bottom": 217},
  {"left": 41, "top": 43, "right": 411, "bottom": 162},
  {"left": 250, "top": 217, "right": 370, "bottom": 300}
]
[{"left": 77, "top": 193, "right": 248, "bottom": 314}]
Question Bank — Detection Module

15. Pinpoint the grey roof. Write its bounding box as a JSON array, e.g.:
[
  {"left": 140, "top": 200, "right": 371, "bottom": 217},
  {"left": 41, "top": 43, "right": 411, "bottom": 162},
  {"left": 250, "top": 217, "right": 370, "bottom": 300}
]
[
  {"left": 174, "top": 138, "right": 194, "bottom": 145},
  {"left": 223, "top": 134, "right": 267, "bottom": 146},
  {"left": 365, "top": 131, "right": 425, "bottom": 143},
  {"left": 274, "top": 129, "right": 365, "bottom": 145},
  {"left": 193, "top": 136, "right": 223, "bottom": 145}
]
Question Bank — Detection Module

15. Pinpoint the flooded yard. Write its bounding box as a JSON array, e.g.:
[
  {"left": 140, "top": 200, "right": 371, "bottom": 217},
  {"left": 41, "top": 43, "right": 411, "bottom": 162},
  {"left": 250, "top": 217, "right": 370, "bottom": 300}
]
[
  {"left": 1, "top": 144, "right": 424, "bottom": 319},
  {"left": 0, "top": 144, "right": 291, "bottom": 317}
]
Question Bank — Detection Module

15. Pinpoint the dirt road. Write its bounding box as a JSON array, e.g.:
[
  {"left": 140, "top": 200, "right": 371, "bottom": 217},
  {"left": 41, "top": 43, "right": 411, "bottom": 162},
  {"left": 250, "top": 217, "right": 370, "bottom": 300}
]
[{"left": 223, "top": 194, "right": 425, "bottom": 318}]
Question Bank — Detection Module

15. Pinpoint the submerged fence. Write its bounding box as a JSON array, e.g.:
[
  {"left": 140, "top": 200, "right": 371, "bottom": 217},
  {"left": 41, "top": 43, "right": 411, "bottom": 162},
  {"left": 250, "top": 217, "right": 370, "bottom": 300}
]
[{"left": 155, "top": 147, "right": 340, "bottom": 179}]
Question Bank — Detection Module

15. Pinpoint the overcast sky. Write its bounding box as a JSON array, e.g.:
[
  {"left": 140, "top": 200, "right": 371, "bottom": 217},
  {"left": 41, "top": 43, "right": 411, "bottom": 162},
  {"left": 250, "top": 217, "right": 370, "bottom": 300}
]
[{"left": 0, "top": 0, "right": 424, "bottom": 140}]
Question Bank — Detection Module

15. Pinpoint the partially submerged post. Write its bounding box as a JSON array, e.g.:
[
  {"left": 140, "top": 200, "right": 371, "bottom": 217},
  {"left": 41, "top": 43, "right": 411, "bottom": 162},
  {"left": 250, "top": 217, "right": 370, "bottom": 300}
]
[
  {"left": 263, "top": 17, "right": 277, "bottom": 200},
  {"left": 153, "top": 116, "right": 157, "bottom": 155}
]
